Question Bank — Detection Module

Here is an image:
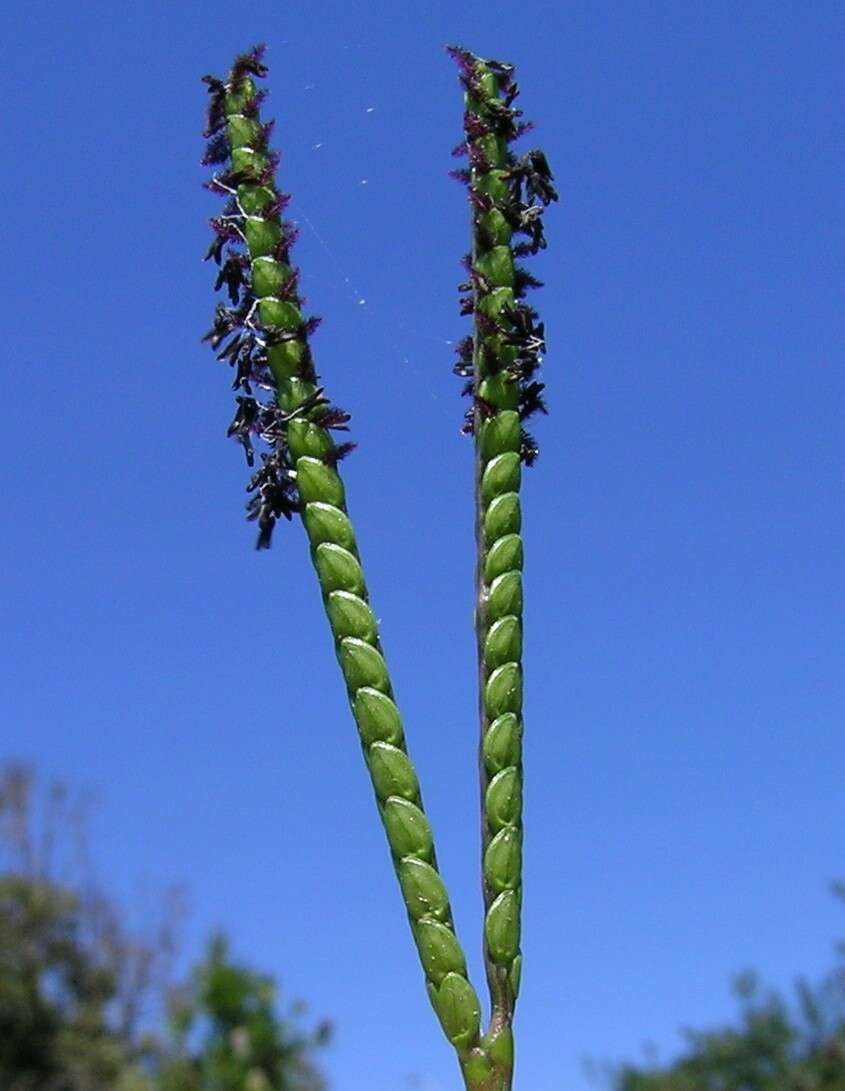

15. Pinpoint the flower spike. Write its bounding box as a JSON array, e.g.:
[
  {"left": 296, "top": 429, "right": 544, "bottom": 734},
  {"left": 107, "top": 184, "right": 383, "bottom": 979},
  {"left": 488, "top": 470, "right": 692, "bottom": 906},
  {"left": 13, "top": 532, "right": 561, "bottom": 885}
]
[
  {"left": 200, "top": 43, "right": 484, "bottom": 1076},
  {"left": 200, "top": 44, "right": 557, "bottom": 1091},
  {"left": 201, "top": 51, "right": 354, "bottom": 548},
  {"left": 448, "top": 43, "right": 558, "bottom": 1089}
]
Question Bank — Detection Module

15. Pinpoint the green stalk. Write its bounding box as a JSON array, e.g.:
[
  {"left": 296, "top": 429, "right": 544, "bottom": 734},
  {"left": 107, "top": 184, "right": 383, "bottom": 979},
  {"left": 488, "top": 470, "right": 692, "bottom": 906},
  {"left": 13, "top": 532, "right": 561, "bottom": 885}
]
[
  {"left": 200, "top": 46, "right": 485, "bottom": 1072},
  {"left": 449, "top": 47, "right": 558, "bottom": 1088}
]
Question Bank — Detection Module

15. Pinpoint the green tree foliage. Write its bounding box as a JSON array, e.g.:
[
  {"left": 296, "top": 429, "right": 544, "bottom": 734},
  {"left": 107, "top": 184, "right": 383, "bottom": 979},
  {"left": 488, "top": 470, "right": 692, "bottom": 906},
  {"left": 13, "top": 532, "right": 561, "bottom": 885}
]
[
  {"left": 0, "top": 764, "right": 329, "bottom": 1091},
  {"left": 614, "top": 893, "right": 845, "bottom": 1091},
  {"left": 0, "top": 871, "right": 148, "bottom": 1091},
  {"left": 159, "top": 935, "right": 330, "bottom": 1091},
  {"left": 0, "top": 764, "right": 161, "bottom": 1091}
]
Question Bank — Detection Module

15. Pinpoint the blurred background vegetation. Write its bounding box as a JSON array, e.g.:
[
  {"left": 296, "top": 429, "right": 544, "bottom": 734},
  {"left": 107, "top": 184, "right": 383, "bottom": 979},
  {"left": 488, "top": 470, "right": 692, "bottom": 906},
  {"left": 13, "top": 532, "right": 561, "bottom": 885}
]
[
  {"left": 611, "top": 914, "right": 845, "bottom": 1091},
  {"left": 0, "top": 764, "right": 330, "bottom": 1091},
  {"left": 4, "top": 761, "right": 845, "bottom": 1090}
]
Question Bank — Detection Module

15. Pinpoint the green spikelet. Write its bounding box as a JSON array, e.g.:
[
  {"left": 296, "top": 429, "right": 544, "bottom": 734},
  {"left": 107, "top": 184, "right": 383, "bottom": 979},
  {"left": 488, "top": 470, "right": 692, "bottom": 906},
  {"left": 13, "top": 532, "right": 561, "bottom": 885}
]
[
  {"left": 200, "top": 43, "right": 482, "bottom": 1073},
  {"left": 448, "top": 43, "right": 558, "bottom": 1085}
]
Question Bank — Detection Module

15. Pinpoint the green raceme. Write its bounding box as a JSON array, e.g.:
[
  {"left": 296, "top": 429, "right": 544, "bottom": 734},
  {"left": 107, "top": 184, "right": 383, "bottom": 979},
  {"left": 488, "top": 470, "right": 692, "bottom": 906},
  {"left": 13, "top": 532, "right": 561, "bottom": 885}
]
[
  {"left": 448, "top": 44, "right": 557, "bottom": 1085},
  {"left": 200, "top": 43, "right": 556, "bottom": 1091},
  {"left": 200, "top": 42, "right": 481, "bottom": 1070}
]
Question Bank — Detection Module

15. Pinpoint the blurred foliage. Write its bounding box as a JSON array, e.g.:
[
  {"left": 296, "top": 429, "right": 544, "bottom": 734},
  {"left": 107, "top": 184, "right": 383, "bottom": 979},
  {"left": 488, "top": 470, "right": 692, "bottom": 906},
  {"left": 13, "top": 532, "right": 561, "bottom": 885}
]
[
  {"left": 0, "top": 871, "right": 154, "bottom": 1090},
  {"left": 0, "top": 764, "right": 330, "bottom": 1091},
  {"left": 159, "top": 934, "right": 330, "bottom": 1091},
  {"left": 614, "top": 889, "right": 845, "bottom": 1091}
]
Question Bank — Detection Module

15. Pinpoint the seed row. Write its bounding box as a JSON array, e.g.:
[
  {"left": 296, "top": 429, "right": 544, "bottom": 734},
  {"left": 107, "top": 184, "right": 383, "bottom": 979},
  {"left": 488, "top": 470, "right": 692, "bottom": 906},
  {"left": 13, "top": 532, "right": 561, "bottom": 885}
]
[{"left": 203, "top": 48, "right": 483, "bottom": 1058}]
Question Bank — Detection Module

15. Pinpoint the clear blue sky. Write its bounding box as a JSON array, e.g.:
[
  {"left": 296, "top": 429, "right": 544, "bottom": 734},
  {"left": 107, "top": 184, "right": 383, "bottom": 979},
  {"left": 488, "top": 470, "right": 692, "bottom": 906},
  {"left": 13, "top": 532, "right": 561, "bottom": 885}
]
[{"left": 3, "top": 2, "right": 844, "bottom": 1089}]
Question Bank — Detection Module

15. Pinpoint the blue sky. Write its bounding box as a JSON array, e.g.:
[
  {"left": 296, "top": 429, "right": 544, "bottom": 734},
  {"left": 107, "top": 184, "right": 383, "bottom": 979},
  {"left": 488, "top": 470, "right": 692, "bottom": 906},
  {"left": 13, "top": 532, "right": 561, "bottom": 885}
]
[{"left": 3, "top": 2, "right": 844, "bottom": 1089}]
